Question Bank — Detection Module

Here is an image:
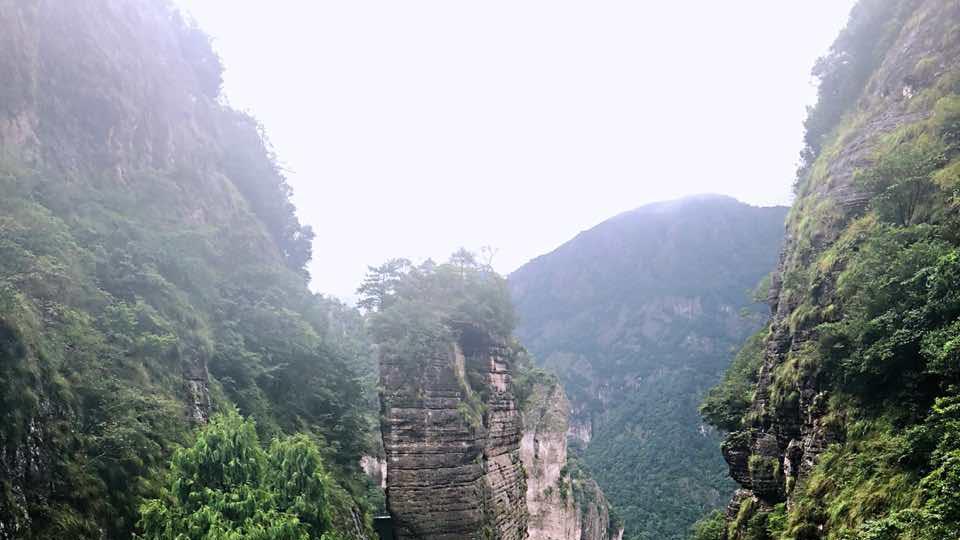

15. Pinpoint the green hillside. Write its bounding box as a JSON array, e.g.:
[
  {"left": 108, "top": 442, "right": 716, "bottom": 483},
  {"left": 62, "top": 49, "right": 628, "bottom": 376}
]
[
  {"left": 0, "top": 2, "right": 377, "bottom": 538},
  {"left": 695, "top": 1, "right": 960, "bottom": 538},
  {"left": 510, "top": 196, "right": 787, "bottom": 539}
]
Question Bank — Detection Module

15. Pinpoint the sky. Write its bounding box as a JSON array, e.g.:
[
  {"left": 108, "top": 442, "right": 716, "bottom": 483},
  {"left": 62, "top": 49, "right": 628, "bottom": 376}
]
[{"left": 174, "top": 0, "right": 857, "bottom": 301}]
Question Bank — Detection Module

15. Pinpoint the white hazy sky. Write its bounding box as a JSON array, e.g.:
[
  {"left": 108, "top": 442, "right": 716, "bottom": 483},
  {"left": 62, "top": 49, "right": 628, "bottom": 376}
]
[{"left": 174, "top": 0, "right": 856, "bottom": 301}]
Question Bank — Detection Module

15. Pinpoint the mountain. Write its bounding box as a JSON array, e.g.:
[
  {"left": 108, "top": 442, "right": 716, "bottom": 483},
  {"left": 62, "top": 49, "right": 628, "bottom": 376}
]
[
  {"left": 695, "top": 1, "right": 960, "bottom": 539},
  {"left": 509, "top": 195, "right": 788, "bottom": 539},
  {"left": 0, "top": 2, "right": 378, "bottom": 538}
]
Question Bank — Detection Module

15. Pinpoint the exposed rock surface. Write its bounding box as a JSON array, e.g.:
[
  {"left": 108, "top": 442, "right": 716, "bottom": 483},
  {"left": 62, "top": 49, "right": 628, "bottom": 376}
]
[
  {"left": 361, "top": 455, "right": 388, "bottom": 490},
  {"left": 521, "top": 380, "right": 623, "bottom": 540},
  {"left": 720, "top": 0, "right": 960, "bottom": 535},
  {"left": 380, "top": 327, "right": 527, "bottom": 540}
]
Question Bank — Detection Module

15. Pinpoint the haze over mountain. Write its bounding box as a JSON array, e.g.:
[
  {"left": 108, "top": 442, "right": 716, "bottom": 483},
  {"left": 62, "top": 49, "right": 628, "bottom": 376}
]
[
  {"left": 5, "top": 1, "right": 960, "bottom": 540},
  {"left": 510, "top": 195, "right": 788, "bottom": 539},
  {"left": 174, "top": 0, "right": 856, "bottom": 300}
]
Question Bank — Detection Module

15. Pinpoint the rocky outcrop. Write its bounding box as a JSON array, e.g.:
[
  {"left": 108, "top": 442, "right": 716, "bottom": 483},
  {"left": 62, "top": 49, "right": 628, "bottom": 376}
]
[
  {"left": 380, "top": 326, "right": 527, "bottom": 540},
  {"left": 720, "top": 0, "right": 960, "bottom": 534},
  {"left": 521, "top": 379, "right": 622, "bottom": 540},
  {"left": 184, "top": 355, "right": 211, "bottom": 424}
]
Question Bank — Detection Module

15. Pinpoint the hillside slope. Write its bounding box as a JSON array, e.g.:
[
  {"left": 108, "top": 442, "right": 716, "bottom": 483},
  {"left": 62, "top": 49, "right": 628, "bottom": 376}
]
[
  {"left": 696, "top": 0, "right": 960, "bottom": 538},
  {"left": 0, "top": 2, "right": 376, "bottom": 538},
  {"left": 509, "top": 196, "right": 787, "bottom": 539}
]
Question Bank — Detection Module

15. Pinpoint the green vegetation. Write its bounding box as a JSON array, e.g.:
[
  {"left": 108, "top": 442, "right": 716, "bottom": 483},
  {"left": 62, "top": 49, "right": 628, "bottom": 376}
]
[
  {"left": 510, "top": 196, "right": 787, "bottom": 539},
  {"left": 360, "top": 249, "right": 516, "bottom": 426},
  {"left": 0, "top": 2, "right": 378, "bottom": 538},
  {"left": 700, "top": 329, "right": 769, "bottom": 432},
  {"left": 556, "top": 458, "right": 603, "bottom": 515},
  {"left": 696, "top": 2, "right": 960, "bottom": 535},
  {"left": 797, "top": 0, "right": 917, "bottom": 183},
  {"left": 361, "top": 249, "right": 515, "bottom": 351},
  {"left": 690, "top": 511, "right": 725, "bottom": 540},
  {"left": 140, "top": 411, "right": 350, "bottom": 540},
  {"left": 854, "top": 137, "right": 947, "bottom": 226}
]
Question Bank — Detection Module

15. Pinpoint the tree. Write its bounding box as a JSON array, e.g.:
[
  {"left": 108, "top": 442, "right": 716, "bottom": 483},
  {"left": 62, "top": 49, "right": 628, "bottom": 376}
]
[
  {"left": 856, "top": 139, "right": 946, "bottom": 226},
  {"left": 798, "top": 0, "right": 912, "bottom": 176},
  {"left": 449, "top": 248, "right": 478, "bottom": 279},
  {"left": 689, "top": 510, "right": 725, "bottom": 540},
  {"left": 356, "top": 258, "right": 410, "bottom": 312},
  {"left": 139, "top": 411, "right": 344, "bottom": 540},
  {"left": 220, "top": 111, "right": 316, "bottom": 274},
  {"left": 366, "top": 250, "right": 516, "bottom": 362}
]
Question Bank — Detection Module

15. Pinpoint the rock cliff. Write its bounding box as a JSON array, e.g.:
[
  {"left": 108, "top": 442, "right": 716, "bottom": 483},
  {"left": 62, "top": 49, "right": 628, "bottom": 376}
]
[
  {"left": 520, "top": 378, "right": 623, "bottom": 540},
  {"left": 380, "top": 325, "right": 527, "bottom": 540},
  {"left": 710, "top": 0, "right": 960, "bottom": 537}
]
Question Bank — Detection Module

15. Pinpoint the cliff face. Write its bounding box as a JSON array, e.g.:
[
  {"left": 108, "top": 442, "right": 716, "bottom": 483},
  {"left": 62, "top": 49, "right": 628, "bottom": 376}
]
[
  {"left": 0, "top": 2, "right": 374, "bottom": 537},
  {"left": 380, "top": 327, "right": 527, "bottom": 540},
  {"left": 711, "top": 0, "right": 960, "bottom": 537},
  {"left": 521, "top": 379, "right": 622, "bottom": 540},
  {"left": 510, "top": 196, "right": 787, "bottom": 539}
]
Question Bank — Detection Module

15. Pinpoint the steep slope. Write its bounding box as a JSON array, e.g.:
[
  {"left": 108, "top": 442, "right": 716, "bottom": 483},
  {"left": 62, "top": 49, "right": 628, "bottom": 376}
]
[
  {"left": 519, "top": 369, "right": 624, "bottom": 540},
  {"left": 697, "top": 1, "right": 960, "bottom": 538},
  {"left": 0, "top": 1, "right": 375, "bottom": 538},
  {"left": 509, "top": 196, "right": 787, "bottom": 540},
  {"left": 364, "top": 257, "right": 527, "bottom": 540},
  {"left": 380, "top": 327, "right": 526, "bottom": 540}
]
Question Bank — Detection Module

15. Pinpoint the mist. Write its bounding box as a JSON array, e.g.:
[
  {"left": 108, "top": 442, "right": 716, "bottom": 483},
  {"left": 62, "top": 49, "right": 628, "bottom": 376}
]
[{"left": 173, "top": 0, "right": 856, "bottom": 300}]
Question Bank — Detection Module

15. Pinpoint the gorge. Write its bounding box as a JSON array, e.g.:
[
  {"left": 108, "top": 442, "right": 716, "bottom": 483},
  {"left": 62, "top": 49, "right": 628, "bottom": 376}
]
[{"left": 3, "top": 1, "right": 960, "bottom": 539}]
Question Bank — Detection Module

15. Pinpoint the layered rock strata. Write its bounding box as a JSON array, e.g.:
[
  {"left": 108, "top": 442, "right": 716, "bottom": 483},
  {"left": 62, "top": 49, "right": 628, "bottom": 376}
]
[
  {"left": 380, "top": 326, "right": 527, "bottom": 540},
  {"left": 721, "top": 0, "right": 960, "bottom": 532}
]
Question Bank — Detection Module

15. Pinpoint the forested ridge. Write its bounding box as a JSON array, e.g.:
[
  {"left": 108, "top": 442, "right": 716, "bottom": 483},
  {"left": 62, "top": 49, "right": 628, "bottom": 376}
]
[
  {"left": 0, "top": 2, "right": 378, "bottom": 538},
  {"left": 693, "top": 1, "right": 960, "bottom": 539},
  {"left": 509, "top": 196, "right": 787, "bottom": 540}
]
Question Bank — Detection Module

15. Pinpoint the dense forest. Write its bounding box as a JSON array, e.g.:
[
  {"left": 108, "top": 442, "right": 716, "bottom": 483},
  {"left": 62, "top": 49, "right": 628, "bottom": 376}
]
[
  {"left": 693, "top": 0, "right": 960, "bottom": 538},
  {"left": 0, "top": 2, "right": 379, "bottom": 538},
  {"left": 6, "top": 0, "right": 960, "bottom": 539},
  {"left": 509, "top": 197, "right": 787, "bottom": 540}
]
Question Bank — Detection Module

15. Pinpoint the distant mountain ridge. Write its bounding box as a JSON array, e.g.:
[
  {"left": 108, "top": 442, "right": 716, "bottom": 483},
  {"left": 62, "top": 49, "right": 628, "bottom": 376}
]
[{"left": 509, "top": 195, "right": 788, "bottom": 540}]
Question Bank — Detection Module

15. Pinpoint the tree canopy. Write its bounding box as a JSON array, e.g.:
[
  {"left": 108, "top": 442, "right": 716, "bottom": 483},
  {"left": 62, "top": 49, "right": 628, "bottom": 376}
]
[{"left": 140, "top": 411, "right": 348, "bottom": 540}]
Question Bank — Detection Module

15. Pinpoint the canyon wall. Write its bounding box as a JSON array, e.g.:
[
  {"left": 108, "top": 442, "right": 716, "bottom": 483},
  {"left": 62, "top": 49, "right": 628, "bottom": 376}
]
[
  {"left": 521, "top": 379, "right": 623, "bottom": 540},
  {"left": 712, "top": 0, "right": 960, "bottom": 537},
  {"left": 380, "top": 326, "right": 527, "bottom": 540},
  {"left": 0, "top": 2, "right": 375, "bottom": 537}
]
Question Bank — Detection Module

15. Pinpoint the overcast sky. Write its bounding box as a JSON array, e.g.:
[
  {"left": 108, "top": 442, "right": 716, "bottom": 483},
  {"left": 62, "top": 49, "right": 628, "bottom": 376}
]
[{"left": 174, "top": 0, "right": 857, "bottom": 301}]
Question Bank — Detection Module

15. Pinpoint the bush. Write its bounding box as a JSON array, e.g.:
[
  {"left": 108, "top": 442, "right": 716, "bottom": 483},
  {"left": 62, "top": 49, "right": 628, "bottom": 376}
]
[
  {"left": 690, "top": 510, "right": 725, "bottom": 540},
  {"left": 855, "top": 138, "right": 947, "bottom": 226},
  {"left": 140, "top": 411, "right": 348, "bottom": 540}
]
